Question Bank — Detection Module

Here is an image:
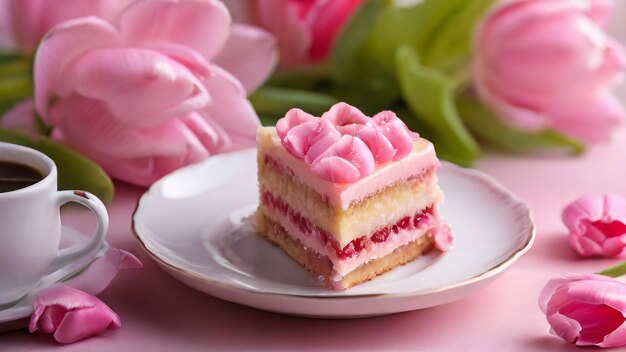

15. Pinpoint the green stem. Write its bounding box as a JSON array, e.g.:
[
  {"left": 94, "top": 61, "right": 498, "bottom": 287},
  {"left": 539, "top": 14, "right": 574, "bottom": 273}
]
[{"left": 596, "top": 261, "right": 626, "bottom": 278}]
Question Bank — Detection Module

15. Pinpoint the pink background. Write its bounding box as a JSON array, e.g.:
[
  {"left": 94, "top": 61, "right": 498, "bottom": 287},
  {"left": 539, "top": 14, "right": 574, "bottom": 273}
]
[
  {"left": 0, "top": 129, "right": 623, "bottom": 352},
  {"left": 2, "top": 5, "right": 626, "bottom": 352}
]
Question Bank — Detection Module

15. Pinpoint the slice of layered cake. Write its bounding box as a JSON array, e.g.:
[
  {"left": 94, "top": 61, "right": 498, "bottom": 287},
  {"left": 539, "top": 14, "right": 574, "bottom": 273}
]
[{"left": 254, "top": 103, "right": 453, "bottom": 289}]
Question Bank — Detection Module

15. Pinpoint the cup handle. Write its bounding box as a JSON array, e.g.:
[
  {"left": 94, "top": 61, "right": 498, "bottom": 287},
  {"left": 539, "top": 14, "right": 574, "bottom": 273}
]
[{"left": 47, "top": 190, "right": 109, "bottom": 274}]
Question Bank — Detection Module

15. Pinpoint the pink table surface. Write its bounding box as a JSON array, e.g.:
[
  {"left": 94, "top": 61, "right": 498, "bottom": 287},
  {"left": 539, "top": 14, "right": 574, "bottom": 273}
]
[{"left": 0, "top": 126, "right": 625, "bottom": 351}]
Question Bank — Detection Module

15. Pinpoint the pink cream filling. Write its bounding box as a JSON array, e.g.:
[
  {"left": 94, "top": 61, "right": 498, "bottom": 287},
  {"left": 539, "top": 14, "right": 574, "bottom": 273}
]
[{"left": 261, "top": 191, "right": 450, "bottom": 276}]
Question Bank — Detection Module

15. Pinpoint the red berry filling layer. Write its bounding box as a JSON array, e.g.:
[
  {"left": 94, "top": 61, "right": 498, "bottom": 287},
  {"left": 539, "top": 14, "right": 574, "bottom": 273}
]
[{"left": 261, "top": 190, "right": 434, "bottom": 260}]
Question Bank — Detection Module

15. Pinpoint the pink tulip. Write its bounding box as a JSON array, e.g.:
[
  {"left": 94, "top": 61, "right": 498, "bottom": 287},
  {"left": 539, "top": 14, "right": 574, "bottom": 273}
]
[
  {"left": 0, "top": 0, "right": 14, "bottom": 50},
  {"left": 539, "top": 274, "right": 626, "bottom": 347},
  {"left": 29, "top": 286, "right": 121, "bottom": 344},
  {"left": 28, "top": 248, "right": 140, "bottom": 343},
  {"left": 563, "top": 194, "right": 626, "bottom": 257},
  {"left": 223, "top": 0, "right": 362, "bottom": 68},
  {"left": 474, "top": 0, "right": 626, "bottom": 143},
  {"left": 33, "top": 0, "right": 277, "bottom": 186},
  {"left": 0, "top": 100, "right": 37, "bottom": 133},
  {"left": 1, "top": 0, "right": 132, "bottom": 52}
]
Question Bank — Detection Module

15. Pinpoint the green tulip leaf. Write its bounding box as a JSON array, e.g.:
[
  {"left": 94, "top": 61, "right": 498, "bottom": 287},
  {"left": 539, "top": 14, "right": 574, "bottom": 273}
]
[
  {"left": 456, "top": 96, "right": 585, "bottom": 155},
  {"left": 329, "top": 0, "right": 398, "bottom": 112},
  {"left": 363, "top": 0, "right": 466, "bottom": 73},
  {"left": 0, "top": 52, "right": 25, "bottom": 63},
  {"left": 396, "top": 46, "right": 480, "bottom": 166},
  {"left": 422, "top": 0, "right": 495, "bottom": 74},
  {"left": 359, "top": 0, "right": 495, "bottom": 75},
  {"left": 0, "top": 74, "right": 32, "bottom": 100},
  {"left": 329, "top": 0, "right": 494, "bottom": 112},
  {"left": 265, "top": 64, "right": 330, "bottom": 91},
  {"left": 0, "top": 129, "right": 114, "bottom": 204},
  {"left": 0, "top": 59, "right": 30, "bottom": 77},
  {"left": 249, "top": 87, "right": 339, "bottom": 125},
  {"left": 330, "top": 0, "right": 386, "bottom": 85}
]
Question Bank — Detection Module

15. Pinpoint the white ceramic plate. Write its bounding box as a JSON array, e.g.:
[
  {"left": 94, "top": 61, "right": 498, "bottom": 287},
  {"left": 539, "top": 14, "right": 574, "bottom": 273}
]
[
  {"left": 133, "top": 149, "right": 534, "bottom": 318},
  {"left": 0, "top": 226, "right": 109, "bottom": 326}
]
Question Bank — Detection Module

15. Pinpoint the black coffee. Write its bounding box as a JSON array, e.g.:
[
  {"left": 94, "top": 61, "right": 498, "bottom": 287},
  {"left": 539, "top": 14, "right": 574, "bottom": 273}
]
[{"left": 0, "top": 161, "right": 44, "bottom": 193}]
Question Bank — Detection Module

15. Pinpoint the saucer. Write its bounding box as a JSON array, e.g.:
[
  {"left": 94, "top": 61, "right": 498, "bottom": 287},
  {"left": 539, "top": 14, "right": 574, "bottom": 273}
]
[
  {"left": 0, "top": 226, "right": 109, "bottom": 327},
  {"left": 133, "top": 149, "right": 535, "bottom": 318}
]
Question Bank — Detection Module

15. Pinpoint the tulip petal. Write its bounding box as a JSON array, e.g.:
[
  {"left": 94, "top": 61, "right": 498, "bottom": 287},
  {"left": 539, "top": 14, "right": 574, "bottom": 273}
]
[
  {"left": 600, "top": 322, "right": 626, "bottom": 348},
  {"left": 584, "top": 220, "right": 608, "bottom": 243},
  {"left": 180, "top": 112, "right": 231, "bottom": 154},
  {"left": 539, "top": 274, "right": 626, "bottom": 347},
  {"left": 213, "top": 23, "right": 278, "bottom": 94},
  {"left": 307, "top": 0, "right": 362, "bottom": 61},
  {"left": 9, "top": 0, "right": 129, "bottom": 52},
  {"left": 202, "top": 64, "right": 261, "bottom": 151},
  {"left": 0, "top": 99, "right": 37, "bottom": 134},
  {"left": 563, "top": 280, "right": 611, "bottom": 305},
  {"left": 64, "top": 248, "right": 142, "bottom": 295},
  {"left": 600, "top": 284, "right": 626, "bottom": 312},
  {"left": 254, "top": 0, "right": 311, "bottom": 67},
  {"left": 603, "top": 194, "right": 626, "bottom": 223},
  {"left": 560, "top": 301, "right": 625, "bottom": 346},
  {"left": 221, "top": 0, "right": 254, "bottom": 23},
  {"left": 51, "top": 95, "right": 209, "bottom": 160},
  {"left": 141, "top": 42, "right": 212, "bottom": 78},
  {"left": 602, "top": 236, "right": 626, "bottom": 257},
  {"left": 569, "top": 234, "right": 603, "bottom": 256},
  {"left": 546, "top": 311, "right": 582, "bottom": 344},
  {"left": 0, "top": 0, "right": 14, "bottom": 50},
  {"left": 474, "top": 77, "right": 550, "bottom": 131},
  {"left": 119, "top": 0, "right": 231, "bottom": 60},
  {"left": 63, "top": 48, "right": 210, "bottom": 127},
  {"left": 550, "top": 92, "right": 624, "bottom": 143},
  {"left": 473, "top": 0, "right": 626, "bottom": 143},
  {"left": 539, "top": 274, "right": 611, "bottom": 313},
  {"left": 75, "top": 148, "right": 202, "bottom": 187},
  {"left": 563, "top": 195, "right": 606, "bottom": 235},
  {"left": 29, "top": 286, "right": 120, "bottom": 344},
  {"left": 34, "top": 17, "right": 120, "bottom": 120},
  {"left": 563, "top": 195, "right": 626, "bottom": 257},
  {"left": 52, "top": 304, "right": 121, "bottom": 344},
  {"left": 586, "top": 0, "right": 614, "bottom": 27}
]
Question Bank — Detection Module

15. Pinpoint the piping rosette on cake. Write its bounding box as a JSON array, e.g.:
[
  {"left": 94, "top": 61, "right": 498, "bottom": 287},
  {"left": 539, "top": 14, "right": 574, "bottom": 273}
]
[{"left": 254, "top": 103, "right": 453, "bottom": 289}]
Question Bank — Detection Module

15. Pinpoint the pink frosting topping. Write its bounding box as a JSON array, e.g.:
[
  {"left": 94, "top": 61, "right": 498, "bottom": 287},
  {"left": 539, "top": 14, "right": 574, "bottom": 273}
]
[{"left": 275, "top": 103, "right": 419, "bottom": 183}]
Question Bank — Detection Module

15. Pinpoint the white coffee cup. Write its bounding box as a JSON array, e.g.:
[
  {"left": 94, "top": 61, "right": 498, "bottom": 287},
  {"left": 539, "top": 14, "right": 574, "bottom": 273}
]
[{"left": 0, "top": 143, "right": 108, "bottom": 306}]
